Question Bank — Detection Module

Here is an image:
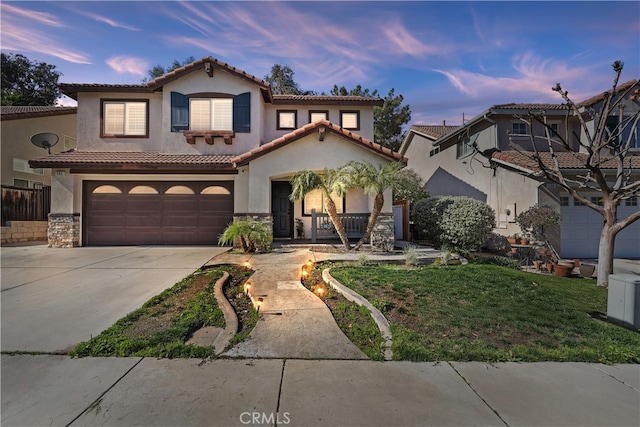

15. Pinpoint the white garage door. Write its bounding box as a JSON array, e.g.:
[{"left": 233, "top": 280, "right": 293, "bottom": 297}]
[{"left": 561, "top": 200, "right": 640, "bottom": 258}]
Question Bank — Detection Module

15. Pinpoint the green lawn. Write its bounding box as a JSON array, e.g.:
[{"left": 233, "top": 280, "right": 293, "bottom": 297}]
[
  {"left": 71, "top": 265, "right": 254, "bottom": 359},
  {"left": 327, "top": 263, "right": 640, "bottom": 363}
]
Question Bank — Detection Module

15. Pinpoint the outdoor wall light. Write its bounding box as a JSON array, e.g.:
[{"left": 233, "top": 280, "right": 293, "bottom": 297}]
[
  {"left": 244, "top": 261, "right": 250, "bottom": 268},
  {"left": 257, "top": 297, "right": 264, "bottom": 312},
  {"left": 244, "top": 283, "right": 251, "bottom": 295}
]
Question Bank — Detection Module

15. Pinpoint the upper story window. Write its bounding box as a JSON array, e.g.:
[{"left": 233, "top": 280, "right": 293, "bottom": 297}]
[
  {"left": 13, "top": 158, "right": 44, "bottom": 175},
  {"left": 625, "top": 196, "right": 638, "bottom": 206},
  {"left": 309, "top": 110, "right": 328, "bottom": 123},
  {"left": 606, "top": 116, "right": 639, "bottom": 149},
  {"left": 171, "top": 91, "right": 251, "bottom": 133},
  {"left": 277, "top": 110, "right": 297, "bottom": 130},
  {"left": 559, "top": 196, "right": 569, "bottom": 206},
  {"left": 548, "top": 122, "right": 560, "bottom": 137},
  {"left": 340, "top": 111, "right": 360, "bottom": 130},
  {"left": 511, "top": 122, "right": 528, "bottom": 135},
  {"left": 456, "top": 133, "right": 477, "bottom": 158},
  {"left": 190, "top": 98, "right": 233, "bottom": 131},
  {"left": 102, "top": 100, "right": 148, "bottom": 137}
]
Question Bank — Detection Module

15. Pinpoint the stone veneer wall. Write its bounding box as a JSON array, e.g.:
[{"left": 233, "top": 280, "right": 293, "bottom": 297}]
[
  {"left": 47, "top": 213, "right": 80, "bottom": 248},
  {"left": 370, "top": 213, "right": 395, "bottom": 252},
  {"left": 0, "top": 221, "right": 48, "bottom": 244}
]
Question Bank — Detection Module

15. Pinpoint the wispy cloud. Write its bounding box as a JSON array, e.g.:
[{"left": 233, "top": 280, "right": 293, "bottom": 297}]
[
  {"left": 0, "top": 3, "right": 64, "bottom": 27},
  {"left": 163, "top": 2, "right": 445, "bottom": 88},
  {"left": 435, "top": 52, "right": 594, "bottom": 102},
  {"left": 106, "top": 55, "right": 148, "bottom": 77},
  {"left": 0, "top": 3, "right": 91, "bottom": 64},
  {"left": 77, "top": 11, "right": 140, "bottom": 31}
]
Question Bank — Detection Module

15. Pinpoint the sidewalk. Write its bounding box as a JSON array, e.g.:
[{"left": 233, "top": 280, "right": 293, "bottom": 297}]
[{"left": 2, "top": 355, "right": 638, "bottom": 426}]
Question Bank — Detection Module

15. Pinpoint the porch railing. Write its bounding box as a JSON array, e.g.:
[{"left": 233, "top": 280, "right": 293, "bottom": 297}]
[{"left": 310, "top": 209, "right": 369, "bottom": 243}]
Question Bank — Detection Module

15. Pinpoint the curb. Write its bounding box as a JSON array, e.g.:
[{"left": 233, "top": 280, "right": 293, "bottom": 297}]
[
  {"left": 212, "top": 272, "right": 238, "bottom": 355},
  {"left": 322, "top": 268, "right": 393, "bottom": 361}
]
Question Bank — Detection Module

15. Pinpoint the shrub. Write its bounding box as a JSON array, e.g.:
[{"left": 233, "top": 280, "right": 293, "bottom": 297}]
[
  {"left": 412, "top": 196, "right": 454, "bottom": 245},
  {"left": 218, "top": 217, "right": 272, "bottom": 253},
  {"left": 413, "top": 196, "right": 495, "bottom": 251}
]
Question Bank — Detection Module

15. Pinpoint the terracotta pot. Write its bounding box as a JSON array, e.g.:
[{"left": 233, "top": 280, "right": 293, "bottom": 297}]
[
  {"left": 554, "top": 263, "right": 573, "bottom": 277},
  {"left": 579, "top": 264, "right": 596, "bottom": 278},
  {"left": 546, "top": 262, "right": 554, "bottom": 273},
  {"left": 521, "top": 239, "right": 530, "bottom": 245},
  {"left": 534, "top": 260, "right": 543, "bottom": 271},
  {"left": 507, "top": 237, "right": 517, "bottom": 245},
  {"left": 573, "top": 258, "right": 581, "bottom": 268}
]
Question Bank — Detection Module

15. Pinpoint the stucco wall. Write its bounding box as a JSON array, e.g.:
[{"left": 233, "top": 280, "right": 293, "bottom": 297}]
[
  {"left": 1, "top": 113, "right": 76, "bottom": 187},
  {"left": 263, "top": 104, "right": 376, "bottom": 143},
  {"left": 405, "top": 128, "right": 541, "bottom": 237},
  {"left": 161, "top": 69, "right": 265, "bottom": 155},
  {"left": 76, "top": 91, "right": 163, "bottom": 152},
  {"left": 247, "top": 131, "right": 394, "bottom": 214}
]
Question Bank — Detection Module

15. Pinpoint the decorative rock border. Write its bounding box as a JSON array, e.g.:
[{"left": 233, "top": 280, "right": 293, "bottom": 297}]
[
  {"left": 322, "top": 268, "right": 393, "bottom": 361},
  {"left": 212, "top": 272, "right": 239, "bottom": 355}
]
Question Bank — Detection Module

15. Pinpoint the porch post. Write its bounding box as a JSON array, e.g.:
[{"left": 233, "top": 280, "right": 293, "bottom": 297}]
[{"left": 311, "top": 209, "right": 317, "bottom": 243}]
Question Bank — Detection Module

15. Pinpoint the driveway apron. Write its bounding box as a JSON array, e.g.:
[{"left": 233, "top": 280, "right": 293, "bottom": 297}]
[{"left": 208, "top": 249, "right": 367, "bottom": 359}]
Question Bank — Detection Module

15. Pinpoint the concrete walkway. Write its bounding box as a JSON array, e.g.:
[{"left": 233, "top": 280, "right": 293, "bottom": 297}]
[
  {"left": 208, "top": 248, "right": 367, "bottom": 359},
  {"left": 2, "top": 355, "right": 638, "bottom": 426}
]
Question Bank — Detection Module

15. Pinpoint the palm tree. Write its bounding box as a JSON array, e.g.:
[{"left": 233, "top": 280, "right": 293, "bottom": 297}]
[
  {"left": 344, "top": 161, "right": 405, "bottom": 251},
  {"left": 290, "top": 169, "right": 353, "bottom": 251}
]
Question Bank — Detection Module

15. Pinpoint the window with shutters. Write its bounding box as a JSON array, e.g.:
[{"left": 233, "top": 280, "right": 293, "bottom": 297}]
[
  {"left": 190, "top": 98, "right": 233, "bottom": 131},
  {"left": 101, "top": 99, "right": 148, "bottom": 138},
  {"left": 171, "top": 91, "right": 251, "bottom": 134}
]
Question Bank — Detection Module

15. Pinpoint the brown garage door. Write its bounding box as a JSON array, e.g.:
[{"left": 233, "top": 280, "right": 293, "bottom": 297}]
[{"left": 84, "top": 181, "right": 233, "bottom": 246}]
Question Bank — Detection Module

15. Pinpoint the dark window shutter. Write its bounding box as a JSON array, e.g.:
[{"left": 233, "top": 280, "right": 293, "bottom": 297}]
[
  {"left": 233, "top": 92, "right": 251, "bottom": 133},
  {"left": 171, "top": 91, "right": 189, "bottom": 132}
]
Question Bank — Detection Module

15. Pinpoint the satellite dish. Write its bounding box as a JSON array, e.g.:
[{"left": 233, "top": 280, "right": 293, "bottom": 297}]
[{"left": 30, "top": 132, "right": 59, "bottom": 154}]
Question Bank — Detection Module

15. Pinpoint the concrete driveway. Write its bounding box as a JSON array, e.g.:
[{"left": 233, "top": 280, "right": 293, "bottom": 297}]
[{"left": 1, "top": 244, "right": 229, "bottom": 353}]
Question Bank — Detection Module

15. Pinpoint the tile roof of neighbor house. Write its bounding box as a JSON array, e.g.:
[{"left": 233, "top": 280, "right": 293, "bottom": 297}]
[
  {"left": 491, "top": 150, "right": 640, "bottom": 172},
  {"left": 232, "top": 120, "right": 407, "bottom": 166},
  {"left": 29, "top": 151, "right": 235, "bottom": 171},
  {"left": 577, "top": 79, "right": 638, "bottom": 108},
  {"left": 1, "top": 106, "right": 77, "bottom": 120},
  {"left": 491, "top": 103, "right": 568, "bottom": 111},
  {"left": 410, "top": 124, "right": 460, "bottom": 139},
  {"left": 272, "top": 95, "right": 384, "bottom": 106}
]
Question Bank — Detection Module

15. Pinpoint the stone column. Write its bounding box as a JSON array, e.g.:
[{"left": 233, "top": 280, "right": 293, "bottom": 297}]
[
  {"left": 370, "top": 213, "right": 395, "bottom": 252},
  {"left": 48, "top": 213, "right": 80, "bottom": 248}
]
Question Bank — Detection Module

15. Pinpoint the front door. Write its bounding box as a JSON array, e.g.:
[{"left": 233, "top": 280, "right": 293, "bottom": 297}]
[{"left": 272, "top": 181, "right": 293, "bottom": 238}]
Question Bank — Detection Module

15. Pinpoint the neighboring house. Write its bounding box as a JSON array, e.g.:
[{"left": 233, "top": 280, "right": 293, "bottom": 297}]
[
  {"left": 400, "top": 82, "right": 639, "bottom": 259},
  {"left": 29, "top": 57, "right": 405, "bottom": 247},
  {"left": 1, "top": 106, "right": 77, "bottom": 188}
]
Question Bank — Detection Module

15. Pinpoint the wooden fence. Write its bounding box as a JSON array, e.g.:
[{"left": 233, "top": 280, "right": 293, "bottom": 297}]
[{"left": 1, "top": 185, "right": 51, "bottom": 226}]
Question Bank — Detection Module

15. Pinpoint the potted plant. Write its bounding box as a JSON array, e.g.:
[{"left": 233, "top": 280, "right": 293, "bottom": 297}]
[{"left": 295, "top": 218, "right": 305, "bottom": 239}]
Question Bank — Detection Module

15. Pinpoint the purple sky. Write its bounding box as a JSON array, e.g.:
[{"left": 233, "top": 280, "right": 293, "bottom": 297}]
[{"left": 2, "top": 1, "right": 638, "bottom": 126}]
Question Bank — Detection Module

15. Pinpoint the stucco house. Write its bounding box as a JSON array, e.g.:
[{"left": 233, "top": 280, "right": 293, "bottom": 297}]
[
  {"left": 400, "top": 81, "right": 639, "bottom": 259},
  {"left": 1, "top": 106, "right": 77, "bottom": 188},
  {"left": 29, "top": 57, "right": 405, "bottom": 248}
]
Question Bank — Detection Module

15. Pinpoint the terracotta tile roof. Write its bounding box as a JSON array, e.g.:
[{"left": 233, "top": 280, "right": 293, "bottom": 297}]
[
  {"left": 491, "top": 150, "right": 640, "bottom": 172},
  {"left": 60, "top": 83, "right": 152, "bottom": 99},
  {"left": 273, "top": 95, "right": 384, "bottom": 106},
  {"left": 1, "top": 106, "right": 77, "bottom": 120},
  {"left": 577, "top": 79, "right": 639, "bottom": 108},
  {"left": 232, "top": 120, "right": 407, "bottom": 166},
  {"left": 491, "top": 103, "right": 568, "bottom": 111},
  {"left": 29, "top": 151, "right": 235, "bottom": 171},
  {"left": 146, "top": 56, "right": 271, "bottom": 92},
  {"left": 61, "top": 57, "right": 272, "bottom": 101},
  {"left": 410, "top": 124, "right": 459, "bottom": 139}
]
